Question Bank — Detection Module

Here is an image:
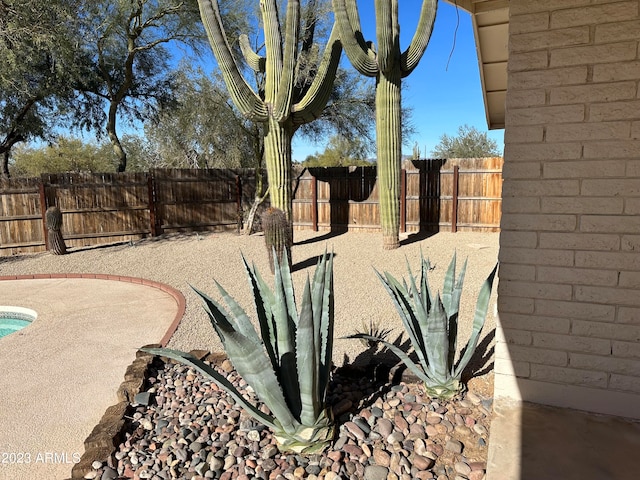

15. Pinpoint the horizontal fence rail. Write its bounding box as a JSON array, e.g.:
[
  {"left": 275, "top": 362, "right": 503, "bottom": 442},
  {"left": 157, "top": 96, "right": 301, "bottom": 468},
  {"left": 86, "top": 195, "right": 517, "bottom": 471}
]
[{"left": 0, "top": 158, "right": 502, "bottom": 256}]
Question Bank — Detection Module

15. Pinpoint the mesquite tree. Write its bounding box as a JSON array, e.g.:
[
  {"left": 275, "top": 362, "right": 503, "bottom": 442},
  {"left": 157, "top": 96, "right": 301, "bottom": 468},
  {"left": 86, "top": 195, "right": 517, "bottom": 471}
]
[
  {"left": 332, "top": 0, "right": 437, "bottom": 249},
  {"left": 197, "top": 0, "right": 342, "bottom": 221}
]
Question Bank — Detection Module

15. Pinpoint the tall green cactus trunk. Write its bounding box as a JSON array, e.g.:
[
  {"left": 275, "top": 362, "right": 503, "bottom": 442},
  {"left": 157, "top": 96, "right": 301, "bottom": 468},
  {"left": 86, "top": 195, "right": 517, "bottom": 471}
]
[
  {"left": 264, "top": 117, "right": 293, "bottom": 217},
  {"left": 376, "top": 70, "right": 402, "bottom": 249},
  {"left": 332, "top": 0, "right": 437, "bottom": 249}
]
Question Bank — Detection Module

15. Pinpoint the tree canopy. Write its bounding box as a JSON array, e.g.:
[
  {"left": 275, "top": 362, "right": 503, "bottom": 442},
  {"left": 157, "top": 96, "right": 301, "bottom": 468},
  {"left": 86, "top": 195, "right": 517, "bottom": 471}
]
[
  {"left": 302, "top": 135, "right": 372, "bottom": 167},
  {"left": 431, "top": 124, "right": 502, "bottom": 158},
  {"left": 0, "top": 0, "right": 85, "bottom": 177}
]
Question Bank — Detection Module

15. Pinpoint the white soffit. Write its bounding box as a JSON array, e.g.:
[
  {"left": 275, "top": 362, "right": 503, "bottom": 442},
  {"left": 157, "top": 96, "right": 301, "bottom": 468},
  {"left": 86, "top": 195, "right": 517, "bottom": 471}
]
[{"left": 444, "top": 0, "right": 509, "bottom": 130}]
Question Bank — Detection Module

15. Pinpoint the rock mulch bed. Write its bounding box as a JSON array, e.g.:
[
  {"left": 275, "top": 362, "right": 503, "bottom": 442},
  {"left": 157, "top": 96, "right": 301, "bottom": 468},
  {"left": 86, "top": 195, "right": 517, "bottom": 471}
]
[{"left": 83, "top": 355, "right": 492, "bottom": 480}]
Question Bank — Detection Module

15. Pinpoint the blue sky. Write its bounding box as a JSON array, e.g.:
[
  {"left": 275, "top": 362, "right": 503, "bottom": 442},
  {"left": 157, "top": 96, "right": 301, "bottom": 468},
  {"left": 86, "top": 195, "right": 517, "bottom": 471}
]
[{"left": 291, "top": 0, "right": 505, "bottom": 161}]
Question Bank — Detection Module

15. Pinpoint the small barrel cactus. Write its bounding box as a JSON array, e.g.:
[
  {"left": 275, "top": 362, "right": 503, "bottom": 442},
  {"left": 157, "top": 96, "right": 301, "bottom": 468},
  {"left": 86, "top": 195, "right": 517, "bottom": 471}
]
[
  {"left": 45, "top": 206, "right": 67, "bottom": 255},
  {"left": 262, "top": 207, "right": 292, "bottom": 272}
]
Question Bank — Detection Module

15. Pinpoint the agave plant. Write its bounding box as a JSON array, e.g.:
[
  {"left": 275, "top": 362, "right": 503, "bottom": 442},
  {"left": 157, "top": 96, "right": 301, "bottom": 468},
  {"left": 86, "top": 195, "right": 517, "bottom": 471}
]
[
  {"left": 142, "top": 250, "right": 335, "bottom": 454},
  {"left": 350, "top": 253, "right": 497, "bottom": 400}
]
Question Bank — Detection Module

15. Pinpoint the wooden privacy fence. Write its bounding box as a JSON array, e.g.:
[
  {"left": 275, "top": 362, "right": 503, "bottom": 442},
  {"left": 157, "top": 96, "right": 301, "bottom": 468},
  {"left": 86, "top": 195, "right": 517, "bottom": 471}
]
[
  {"left": 293, "top": 157, "right": 503, "bottom": 233},
  {"left": 0, "top": 158, "right": 502, "bottom": 256}
]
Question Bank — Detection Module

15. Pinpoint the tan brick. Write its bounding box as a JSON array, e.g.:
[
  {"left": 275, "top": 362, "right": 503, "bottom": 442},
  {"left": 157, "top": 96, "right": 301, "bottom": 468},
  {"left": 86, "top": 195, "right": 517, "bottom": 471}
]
[
  {"left": 502, "top": 179, "right": 580, "bottom": 197},
  {"left": 504, "top": 125, "right": 545, "bottom": 144},
  {"left": 571, "top": 353, "right": 640, "bottom": 376},
  {"left": 541, "top": 197, "right": 624, "bottom": 215},
  {"left": 547, "top": 122, "right": 631, "bottom": 142},
  {"left": 613, "top": 340, "right": 640, "bottom": 359},
  {"left": 511, "top": 27, "right": 589, "bottom": 52},
  {"left": 581, "top": 178, "right": 640, "bottom": 196},
  {"left": 502, "top": 162, "right": 541, "bottom": 179},
  {"left": 626, "top": 159, "right": 640, "bottom": 175},
  {"left": 539, "top": 232, "right": 620, "bottom": 250},
  {"left": 593, "top": 61, "right": 640, "bottom": 82},
  {"left": 596, "top": 19, "right": 640, "bottom": 43},
  {"left": 497, "top": 296, "right": 535, "bottom": 314},
  {"left": 622, "top": 235, "right": 640, "bottom": 250},
  {"left": 583, "top": 141, "right": 640, "bottom": 159},
  {"left": 505, "top": 89, "right": 546, "bottom": 109},
  {"left": 580, "top": 215, "right": 640, "bottom": 234},
  {"left": 497, "top": 263, "right": 536, "bottom": 281},
  {"left": 498, "top": 313, "right": 571, "bottom": 334},
  {"left": 550, "top": 42, "right": 637, "bottom": 67},
  {"left": 573, "top": 319, "right": 640, "bottom": 341},
  {"left": 533, "top": 332, "right": 611, "bottom": 355},
  {"left": 502, "top": 328, "right": 533, "bottom": 346},
  {"left": 507, "top": 143, "right": 582, "bottom": 161},
  {"left": 509, "top": 345, "right": 568, "bottom": 366},
  {"left": 590, "top": 100, "right": 640, "bottom": 122},
  {"left": 509, "top": 52, "right": 549, "bottom": 72},
  {"left": 501, "top": 214, "right": 577, "bottom": 232},
  {"left": 508, "top": 105, "right": 585, "bottom": 126},
  {"left": 619, "top": 271, "right": 640, "bottom": 288},
  {"left": 576, "top": 251, "right": 640, "bottom": 270},
  {"left": 499, "top": 230, "right": 537, "bottom": 247},
  {"left": 576, "top": 285, "right": 640, "bottom": 307},
  {"left": 538, "top": 265, "right": 618, "bottom": 286},
  {"left": 509, "top": 67, "right": 588, "bottom": 89},
  {"left": 618, "top": 307, "right": 640, "bottom": 325},
  {"left": 543, "top": 160, "right": 626, "bottom": 179},
  {"left": 501, "top": 280, "right": 572, "bottom": 300},
  {"left": 530, "top": 364, "right": 608, "bottom": 388},
  {"left": 551, "top": 2, "right": 638, "bottom": 29},
  {"left": 537, "top": 300, "right": 615, "bottom": 322},
  {"left": 550, "top": 82, "right": 636, "bottom": 105},
  {"left": 511, "top": 12, "right": 550, "bottom": 34},
  {"left": 511, "top": 1, "right": 590, "bottom": 16},
  {"left": 609, "top": 374, "right": 640, "bottom": 394},
  {"left": 494, "top": 358, "right": 530, "bottom": 377},
  {"left": 501, "top": 196, "right": 541, "bottom": 213},
  {"left": 499, "top": 247, "right": 575, "bottom": 267},
  {"left": 624, "top": 200, "right": 640, "bottom": 216}
]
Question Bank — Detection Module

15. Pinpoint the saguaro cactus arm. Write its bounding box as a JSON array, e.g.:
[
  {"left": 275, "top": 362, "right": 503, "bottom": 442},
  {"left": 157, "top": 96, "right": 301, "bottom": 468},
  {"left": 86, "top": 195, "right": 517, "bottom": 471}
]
[
  {"left": 332, "top": 0, "right": 378, "bottom": 77},
  {"left": 274, "top": 0, "right": 301, "bottom": 121},
  {"left": 292, "top": 26, "right": 342, "bottom": 125},
  {"left": 374, "top": 0, "right": 398, "bottom": 73},
  {"left": 239, "top": 34, "right": 266, "bottom": 73},
  {"left": 400, "top": 0, "right": 437, "bottom": 76},
  {"left": 198, "top": 0, "right": 268, "bottom": 120}
]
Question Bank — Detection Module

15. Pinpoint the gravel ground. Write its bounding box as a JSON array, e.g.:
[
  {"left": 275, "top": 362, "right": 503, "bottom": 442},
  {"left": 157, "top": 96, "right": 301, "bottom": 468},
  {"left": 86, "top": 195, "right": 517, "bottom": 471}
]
[{"left": 0, "top": 230, "right": 499, "bottom": 365}]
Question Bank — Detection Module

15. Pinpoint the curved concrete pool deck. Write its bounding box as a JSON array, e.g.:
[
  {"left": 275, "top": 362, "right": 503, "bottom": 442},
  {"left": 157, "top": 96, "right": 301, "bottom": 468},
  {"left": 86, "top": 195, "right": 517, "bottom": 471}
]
[{"left": 0, "top": 275, "right": 185, "bottom": 480}]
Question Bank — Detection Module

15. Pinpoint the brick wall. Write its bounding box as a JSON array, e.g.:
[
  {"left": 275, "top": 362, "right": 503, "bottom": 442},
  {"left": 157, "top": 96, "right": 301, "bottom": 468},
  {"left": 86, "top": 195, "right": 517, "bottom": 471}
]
[{"left": 497, "top": 0, "right": 640, "bottom": 418}]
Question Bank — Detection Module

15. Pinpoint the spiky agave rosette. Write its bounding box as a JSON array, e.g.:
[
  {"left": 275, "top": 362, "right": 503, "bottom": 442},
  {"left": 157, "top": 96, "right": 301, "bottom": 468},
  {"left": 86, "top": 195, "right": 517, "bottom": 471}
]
[
  {"left": 142, "top": 250, "right": 336, "bottom": 454},
  {"left": 350, "top": 253, "right": 497, "bottom": 400}
]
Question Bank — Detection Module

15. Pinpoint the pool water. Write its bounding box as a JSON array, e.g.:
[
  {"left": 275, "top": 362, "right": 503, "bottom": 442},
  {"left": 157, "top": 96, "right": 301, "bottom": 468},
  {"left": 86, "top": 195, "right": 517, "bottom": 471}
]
[
  {"left": 0, "top": 308, "right": 37, "bottom": 339},
  {"left": 0, "top": 318, "right": 32, "bottom": 337}
]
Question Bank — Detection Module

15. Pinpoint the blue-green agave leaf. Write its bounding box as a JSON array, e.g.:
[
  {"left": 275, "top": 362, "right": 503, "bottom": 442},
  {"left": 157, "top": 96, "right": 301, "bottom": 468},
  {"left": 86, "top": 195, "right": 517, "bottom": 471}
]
[
  {"left": 453, "top": 263, "right": 498, "bottom": 379},
  {"left": 242, "top": 256, "right": 278, "bottom": 371},
  {"left": 316, "top": 252, "right": 334, "bottom": 400},
  {"left": 297, "top": 277, "right": 318, "bottom": 425},
  {"left": 424, "top": 293, "right": 450, "bottom": 385}
]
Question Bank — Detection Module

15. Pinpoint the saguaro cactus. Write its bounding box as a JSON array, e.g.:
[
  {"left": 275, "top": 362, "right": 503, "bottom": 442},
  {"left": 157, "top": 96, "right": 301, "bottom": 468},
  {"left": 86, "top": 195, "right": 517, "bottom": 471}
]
[
  {"left": 45, "top": 206, "right": 67, "bottom": 255},
  {"left": 332, "top": 0, "right": 437, "bottom": 249},
  {"left": 197, "top": 0, "right": 342, "bottom": 222}
]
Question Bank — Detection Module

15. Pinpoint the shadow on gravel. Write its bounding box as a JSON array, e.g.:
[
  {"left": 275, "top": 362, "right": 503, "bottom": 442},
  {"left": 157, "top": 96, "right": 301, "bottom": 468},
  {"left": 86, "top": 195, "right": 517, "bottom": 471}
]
[
  {"left": 291, "top": 253, "right": 339, "bottom": 273},
  {"left": 460, "top": 329, "right": 495, "bottom": 383},
  {"left": 294, "top": 229, "right": 347, "bottom": 246}
]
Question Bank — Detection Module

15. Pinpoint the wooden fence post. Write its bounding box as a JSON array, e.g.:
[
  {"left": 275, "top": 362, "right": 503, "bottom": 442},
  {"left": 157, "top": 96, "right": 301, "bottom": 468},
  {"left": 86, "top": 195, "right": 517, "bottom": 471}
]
[
  {"left": 311, "top": 173, "right": 318, "bottom": 231},
  {"left": 400, "top": 168, "right": 407, "bottom": 233},
  {"left": 38, "top": 180, "right": 49, "bottom": 250},
  {"left": 236, "top": 174, "right": 243, "bottom": 232},
  {"left": 147, "top": 174, "right": 159, "bottom": 237},
  {"left": 452, "top": 165, "right": 459, "bottom": 233}
]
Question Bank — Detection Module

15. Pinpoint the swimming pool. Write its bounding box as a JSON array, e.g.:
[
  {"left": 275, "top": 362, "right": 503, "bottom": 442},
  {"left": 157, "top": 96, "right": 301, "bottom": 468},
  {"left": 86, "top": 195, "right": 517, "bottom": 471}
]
[{"left": 0, "top": 307, "right": 37, "bottom": 339}]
